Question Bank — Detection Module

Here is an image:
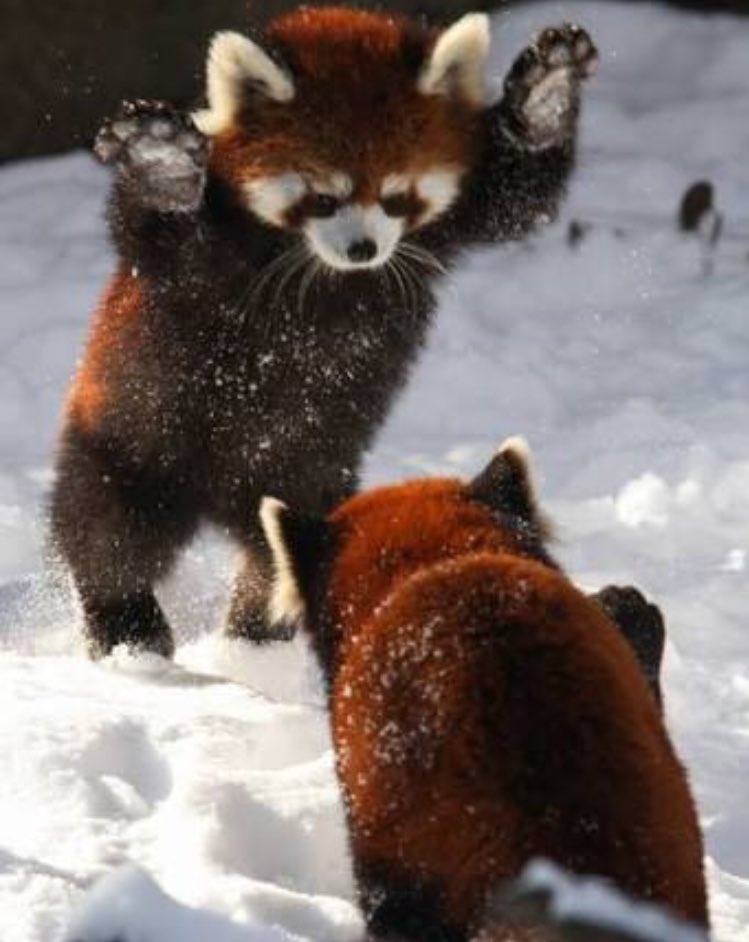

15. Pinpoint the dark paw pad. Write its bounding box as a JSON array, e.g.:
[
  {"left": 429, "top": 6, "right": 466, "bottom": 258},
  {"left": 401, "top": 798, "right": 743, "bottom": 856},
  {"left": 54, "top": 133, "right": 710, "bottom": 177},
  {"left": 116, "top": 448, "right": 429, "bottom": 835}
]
[
  {"left": 95, "top": 100, "right": 209, "bottom": 213},
  {"left": 504, "top": 24, "right": 598, "bottom": 151},
  {"left": 594, "top": 585, "right": 665, "bottom": 704}
]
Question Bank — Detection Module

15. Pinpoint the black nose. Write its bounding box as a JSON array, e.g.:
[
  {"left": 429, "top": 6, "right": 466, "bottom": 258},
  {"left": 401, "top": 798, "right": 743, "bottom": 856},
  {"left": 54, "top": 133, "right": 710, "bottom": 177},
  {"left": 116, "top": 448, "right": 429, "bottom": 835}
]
[{"left": 347, "top": 239, "right": 377, "bottom": 263}]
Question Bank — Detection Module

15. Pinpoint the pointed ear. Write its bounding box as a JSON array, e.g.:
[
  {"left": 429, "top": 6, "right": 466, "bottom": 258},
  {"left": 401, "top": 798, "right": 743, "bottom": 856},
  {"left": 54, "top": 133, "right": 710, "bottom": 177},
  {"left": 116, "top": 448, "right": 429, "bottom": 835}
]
[
  {"left": 467, "top": 437, "right": 551, "bottom": 536},
  {"left": 259, "top": 497, "right": 331, "bottom": 628},
  {"left": 418, "top": 13, "right": 490, "bottom": 106},
  {"left": 194, "top": 31, "right": 295, "bottom": 135}
]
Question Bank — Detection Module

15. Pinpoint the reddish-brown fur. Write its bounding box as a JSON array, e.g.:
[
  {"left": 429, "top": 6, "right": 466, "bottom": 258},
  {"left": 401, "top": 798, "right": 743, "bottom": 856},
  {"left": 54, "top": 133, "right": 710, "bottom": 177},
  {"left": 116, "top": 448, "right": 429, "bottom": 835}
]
[
  {"left": 211, "top": 8, "right": 479, "bottom": 203},
  {"left": 67, "top": 272, "right": 143, "bottom": 432},
  {"left": 285, "top": 474, "right": 708, "bottom": 939}
]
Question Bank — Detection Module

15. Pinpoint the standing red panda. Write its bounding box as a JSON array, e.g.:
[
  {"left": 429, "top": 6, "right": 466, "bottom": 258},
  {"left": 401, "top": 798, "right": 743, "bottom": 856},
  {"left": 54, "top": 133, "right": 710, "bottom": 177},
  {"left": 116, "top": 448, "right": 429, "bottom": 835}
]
[
  {"left": 259, "top": 439, "right": 708, "bottom": 942},
  {"left": 50, "top": 8, "right": 597, "bottom": 658}
]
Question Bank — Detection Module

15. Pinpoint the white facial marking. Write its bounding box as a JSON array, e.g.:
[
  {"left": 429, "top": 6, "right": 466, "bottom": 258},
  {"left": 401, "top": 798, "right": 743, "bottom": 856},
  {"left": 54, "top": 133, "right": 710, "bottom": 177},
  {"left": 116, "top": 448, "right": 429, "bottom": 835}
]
[
  {"left": 244, "top": 168, "right": 459, "bottom": 254},
  {"left": 259, "top": 497, "right": 306, "bottom": 626},
  {"left": 415, "top": 169, "right": 460, "bottom": 224},
  {"left": 193, "top": 30, "right": 295, "bottom": 136},
  {"left": 314, "top": 173, "right": 354, "bottom": 199},
  {"left": 418, "top": 13, "right": 490, "bottom": 106},
  {"left": 381, "top": 168, "right": 461, "bottom": 226},
  {"left": 244, "top": 173, "right": 306, "bottom": 226},
  {"left": 381, "top": 174, "right": 410, "bottom": 198},
  {"left": 305, "top": 204, "right": 403, "bottom": 271}
]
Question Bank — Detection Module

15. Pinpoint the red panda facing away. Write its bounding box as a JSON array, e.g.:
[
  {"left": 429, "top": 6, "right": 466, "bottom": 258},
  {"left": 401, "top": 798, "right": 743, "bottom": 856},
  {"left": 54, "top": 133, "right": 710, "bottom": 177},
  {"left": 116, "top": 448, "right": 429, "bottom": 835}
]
[
  {"left": 51, "top": 8, "right": 597, "bottom": 658},
  {"left": 260, "top": 440, "right": 708, "bottom": 942}
]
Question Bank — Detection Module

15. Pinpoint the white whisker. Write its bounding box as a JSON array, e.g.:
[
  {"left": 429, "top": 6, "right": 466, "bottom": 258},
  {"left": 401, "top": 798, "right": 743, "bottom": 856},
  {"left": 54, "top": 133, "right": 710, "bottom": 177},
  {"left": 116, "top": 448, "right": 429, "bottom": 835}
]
[
  {"left": 296, "top": 255, "right": 321, "bottom": 316},
  {"left": 271, "top": 245, "right": 310, "bottom": 319},
  {"left": 398, "top": 240, "right": 447, "bottom": 275},
  {"left": 397, "top": 251, "right": 425, "bottom": 316},
  {"left": 241, "top": 244, "right": 305, "bottom": 334}
]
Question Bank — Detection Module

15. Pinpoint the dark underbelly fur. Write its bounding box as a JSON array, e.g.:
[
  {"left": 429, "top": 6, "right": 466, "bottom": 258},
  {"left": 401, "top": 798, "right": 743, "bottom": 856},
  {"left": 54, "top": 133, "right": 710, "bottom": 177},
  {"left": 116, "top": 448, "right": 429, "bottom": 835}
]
[{"left": 104, "top": 267, "right": 429, "bottom": 526}]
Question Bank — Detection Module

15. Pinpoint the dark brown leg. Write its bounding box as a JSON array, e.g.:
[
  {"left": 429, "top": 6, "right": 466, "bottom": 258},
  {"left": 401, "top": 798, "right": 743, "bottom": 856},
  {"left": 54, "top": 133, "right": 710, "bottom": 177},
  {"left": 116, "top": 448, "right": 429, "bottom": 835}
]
[
  {"left": 50, "top": 427, "right": 197, "bottom": 659},
  {"left": 80, "top": 592, "right": 174, "bottom": 660}
]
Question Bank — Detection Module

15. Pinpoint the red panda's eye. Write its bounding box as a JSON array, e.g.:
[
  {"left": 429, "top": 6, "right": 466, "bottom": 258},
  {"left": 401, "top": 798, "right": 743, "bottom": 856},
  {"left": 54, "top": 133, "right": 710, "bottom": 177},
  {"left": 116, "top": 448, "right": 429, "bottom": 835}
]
[
  {"left": 380, "top": 193, "right": 416, "bottom": 218},
  {"left": 308, "top": 194, "right": 340, "bottom": 218}
]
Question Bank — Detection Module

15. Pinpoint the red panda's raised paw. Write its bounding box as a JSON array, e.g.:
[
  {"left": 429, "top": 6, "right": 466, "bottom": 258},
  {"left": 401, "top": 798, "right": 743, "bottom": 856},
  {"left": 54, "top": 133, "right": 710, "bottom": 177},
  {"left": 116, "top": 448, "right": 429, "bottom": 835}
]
[
  {"left": 95, "top": 100, "right": 209, "bottom": 213},
  {"left": 502, "top": 24, "right": 598, "bottom": 152}
]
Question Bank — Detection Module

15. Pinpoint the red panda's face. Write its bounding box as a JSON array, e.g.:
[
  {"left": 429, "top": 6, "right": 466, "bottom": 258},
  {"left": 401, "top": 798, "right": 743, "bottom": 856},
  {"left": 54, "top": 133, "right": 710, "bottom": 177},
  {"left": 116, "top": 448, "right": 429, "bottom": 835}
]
[
  {"left": 239, "top": 168, "right": 462, "bottom": 272},
  {"left": 196, "top": 8, "right": 491, "bottom": 271}
]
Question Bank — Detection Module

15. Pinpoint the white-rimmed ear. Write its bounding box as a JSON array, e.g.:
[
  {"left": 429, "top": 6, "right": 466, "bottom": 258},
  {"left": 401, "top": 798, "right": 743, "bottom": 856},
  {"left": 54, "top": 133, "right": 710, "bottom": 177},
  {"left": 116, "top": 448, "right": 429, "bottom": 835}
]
[
  {"left": 497, "top": 435, "right": 532, "bottom": 470},
  {"left": 259, "top": 497, "right": 331, "bottom": 628},
  {"left": 194, "top": 31, "right": 295, "bottom": 135},
  {"left": 260, "top": 498, "right": 306, "bottom": 626},
  {"left": 467, "top": 436, "right": 551, "bottom": 536},
  {"left": 418, "top": 13, "right": 490, "bottom": 106}
]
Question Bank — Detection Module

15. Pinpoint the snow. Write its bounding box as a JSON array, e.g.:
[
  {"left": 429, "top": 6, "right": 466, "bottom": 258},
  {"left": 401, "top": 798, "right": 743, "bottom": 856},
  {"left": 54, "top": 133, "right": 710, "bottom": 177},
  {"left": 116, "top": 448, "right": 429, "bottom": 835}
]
[
  {"left": 64, "top": 866, "right": 271, "bottom": 942},
  {"left": 0, "top": 1, "right": 748, "bottom": 940},
  {"left": 496, "top": 859, "right": 708, "bottom": 942}
]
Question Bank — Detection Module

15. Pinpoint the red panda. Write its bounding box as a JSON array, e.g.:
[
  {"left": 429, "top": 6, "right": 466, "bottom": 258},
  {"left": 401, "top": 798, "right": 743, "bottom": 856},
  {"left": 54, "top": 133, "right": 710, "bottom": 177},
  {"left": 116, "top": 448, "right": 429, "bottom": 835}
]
[
  {"left": 51, "top": 8, "right": 597, "bottom": 658},
  {"left": 260, "top": 439, "right": 708, "bottom": 942}
]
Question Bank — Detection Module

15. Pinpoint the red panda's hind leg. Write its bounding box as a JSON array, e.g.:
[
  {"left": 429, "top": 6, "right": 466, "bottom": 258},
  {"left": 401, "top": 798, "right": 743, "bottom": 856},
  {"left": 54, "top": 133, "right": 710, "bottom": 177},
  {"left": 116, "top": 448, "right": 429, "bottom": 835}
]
[
  {"left": 51, "top": 428, "right": 198, "bottom": 660},
  {"left": 79, "top": 592, "right": 174, "bottom": 661}
]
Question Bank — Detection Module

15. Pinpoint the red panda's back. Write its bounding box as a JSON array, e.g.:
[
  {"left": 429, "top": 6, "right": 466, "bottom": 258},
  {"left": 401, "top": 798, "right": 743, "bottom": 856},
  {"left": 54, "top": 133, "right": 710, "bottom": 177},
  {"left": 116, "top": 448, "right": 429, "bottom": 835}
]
[{"left": 332, "top": 551, "right": 707, "bottom": 933}]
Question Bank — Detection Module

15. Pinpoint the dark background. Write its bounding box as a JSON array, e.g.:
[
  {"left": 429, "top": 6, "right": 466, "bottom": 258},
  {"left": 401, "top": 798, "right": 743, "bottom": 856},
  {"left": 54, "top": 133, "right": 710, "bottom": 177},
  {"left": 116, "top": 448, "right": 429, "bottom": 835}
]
[{"left": 2, "top": 0, "right": 747, "bottom": 164}]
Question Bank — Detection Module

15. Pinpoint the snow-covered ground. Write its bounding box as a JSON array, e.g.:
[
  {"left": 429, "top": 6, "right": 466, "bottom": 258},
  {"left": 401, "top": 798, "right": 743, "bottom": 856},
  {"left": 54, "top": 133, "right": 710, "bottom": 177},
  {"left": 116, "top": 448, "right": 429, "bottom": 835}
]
[{"left": 1, "top": 1, "right": 747, "bottom": 939}]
